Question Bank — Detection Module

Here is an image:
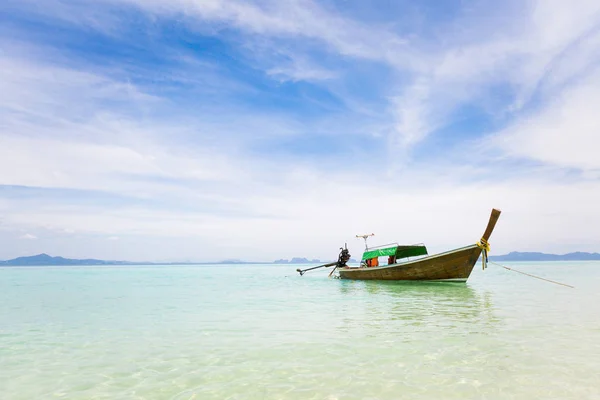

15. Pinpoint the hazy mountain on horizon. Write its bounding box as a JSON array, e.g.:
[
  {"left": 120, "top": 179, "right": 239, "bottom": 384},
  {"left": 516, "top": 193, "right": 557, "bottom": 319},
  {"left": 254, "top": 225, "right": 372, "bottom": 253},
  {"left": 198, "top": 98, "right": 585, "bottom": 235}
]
[
  {"left": 2, "top": 252, "right": 600, "bottom": 266},
  {"left": 489, "top": 251, "right": 600, "bottom": 261},
  {"left": 0, "top": 253, "right": 268, "bottom": 266},
  {"left": 0, "top": 253, "right": 133, "bottom": 266}
]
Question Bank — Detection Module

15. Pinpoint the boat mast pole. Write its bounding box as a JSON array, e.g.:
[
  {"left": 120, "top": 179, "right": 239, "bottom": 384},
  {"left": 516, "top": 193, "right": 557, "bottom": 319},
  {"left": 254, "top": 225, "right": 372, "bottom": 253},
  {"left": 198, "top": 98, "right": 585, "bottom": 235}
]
[{"left": 356, "top": 233, "right": 374, "bottom": 250}]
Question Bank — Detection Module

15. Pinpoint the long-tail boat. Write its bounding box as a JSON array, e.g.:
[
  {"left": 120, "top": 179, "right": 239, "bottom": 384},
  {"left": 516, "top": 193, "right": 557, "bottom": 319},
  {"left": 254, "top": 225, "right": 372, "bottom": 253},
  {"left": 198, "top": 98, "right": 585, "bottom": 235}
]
[{"left": 297, "top": 208, "right": 501, "bottom": 282}]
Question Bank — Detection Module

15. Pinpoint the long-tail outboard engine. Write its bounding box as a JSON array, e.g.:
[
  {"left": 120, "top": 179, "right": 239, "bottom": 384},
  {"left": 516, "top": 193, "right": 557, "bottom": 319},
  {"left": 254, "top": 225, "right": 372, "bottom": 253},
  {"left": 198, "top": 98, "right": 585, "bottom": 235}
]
[{"left": 337, "top": 244, "right": 351, "bottom": 267}]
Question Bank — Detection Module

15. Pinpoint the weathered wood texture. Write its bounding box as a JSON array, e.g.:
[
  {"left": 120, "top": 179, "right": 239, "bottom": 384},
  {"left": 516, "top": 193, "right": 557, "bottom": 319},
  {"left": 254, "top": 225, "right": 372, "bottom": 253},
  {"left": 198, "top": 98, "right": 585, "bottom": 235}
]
[
  {"left": 338, "top": 245, "right": 482, "bottom": 281},
  {"left": 482, "top": 209, "right": 501, "bottom": 241}
]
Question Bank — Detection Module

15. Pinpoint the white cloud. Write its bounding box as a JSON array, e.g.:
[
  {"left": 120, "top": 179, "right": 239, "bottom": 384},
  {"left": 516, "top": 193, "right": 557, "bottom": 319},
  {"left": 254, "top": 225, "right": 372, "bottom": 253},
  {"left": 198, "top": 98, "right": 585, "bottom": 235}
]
[
  {"left": 0, "top": 133, "right": 244, "bottom": 195},
  {"left": 0, "top": 53, "right": 158, "bottom": 119},
  {"left": 267, "top": 58, "right": 337, "bottom": 83},
  {"left": 101, "top": 0, "right": 600, "bottom": 157},
  {"left": 19, "top": 233, "right": 37, "bottom": 240},
  {"left": 390, "top": 0, "right": 600, "bottom": 150},
  {"left": 3, "top": 0, "right": 414, "bottom": 66},
  {"left": 114, "top": 0, "right": 415, "bottom": 65},
  {"left": 493, "top": 68, "right": 600, "bottom": 171},
  {"left": 0, "top": 0, "right": 123, "bottom": 35},
  {"left": 0, "top": 49, "right": 302, "bottom": 200},
  {"left": 2, "top": 175, "right": 600, "bottom": 260},
  {"left": 13, "top": 0, "right": 600, "bottom": 153}
]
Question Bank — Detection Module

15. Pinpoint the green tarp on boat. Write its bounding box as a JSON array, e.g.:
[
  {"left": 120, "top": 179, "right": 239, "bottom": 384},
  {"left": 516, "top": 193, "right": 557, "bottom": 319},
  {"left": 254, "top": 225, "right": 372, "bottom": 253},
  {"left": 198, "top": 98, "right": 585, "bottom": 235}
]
[{"left": 362, "top": 245, "right": 428, "bottom": 261}]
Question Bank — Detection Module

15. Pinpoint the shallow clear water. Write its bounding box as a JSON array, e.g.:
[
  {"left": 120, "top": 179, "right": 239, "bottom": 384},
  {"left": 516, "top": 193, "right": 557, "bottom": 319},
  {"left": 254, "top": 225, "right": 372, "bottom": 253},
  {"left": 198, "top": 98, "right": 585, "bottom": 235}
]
[{"left": 1, "top": 262, "right": 599, "bottom": 399}]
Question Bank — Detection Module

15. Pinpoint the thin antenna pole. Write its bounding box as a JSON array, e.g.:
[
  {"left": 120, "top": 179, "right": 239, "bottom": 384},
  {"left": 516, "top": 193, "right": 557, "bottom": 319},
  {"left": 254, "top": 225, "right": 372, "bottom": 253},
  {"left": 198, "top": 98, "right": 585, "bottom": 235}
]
[{"left": 356, "top": 233, "right": 375, "bottom": 250}]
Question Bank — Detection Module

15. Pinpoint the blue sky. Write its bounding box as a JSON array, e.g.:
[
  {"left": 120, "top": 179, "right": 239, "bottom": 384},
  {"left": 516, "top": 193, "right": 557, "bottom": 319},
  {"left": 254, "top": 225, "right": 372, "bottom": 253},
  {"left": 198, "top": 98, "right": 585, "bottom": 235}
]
[{"left": 1, "top": 0, "right": 600, "bottom": 261}]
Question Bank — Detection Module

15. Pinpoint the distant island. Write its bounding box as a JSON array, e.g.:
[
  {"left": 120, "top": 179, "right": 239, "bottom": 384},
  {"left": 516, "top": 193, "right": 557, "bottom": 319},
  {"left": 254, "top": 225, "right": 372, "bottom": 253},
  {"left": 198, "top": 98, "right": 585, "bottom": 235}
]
[
  {"left": 0, "top": 254, "right": 137, "bottom": 266},
  {"left": 274, "top": 257, "right": 322, "bottom": 264},
  {"left": 1, "top": 252, "right": 599, "bottom": 266},
  {"left": 0, "top": 253, "right": 329, "bottom": 266},
  {"left": 489, "top": 252, "right": 600, "bottom": 261},
  {"left": 272, "top": 257, "right": 358, "bottom": 264},
  {"left": 0, "top": 253, "right": 237, "bottom": 266}
]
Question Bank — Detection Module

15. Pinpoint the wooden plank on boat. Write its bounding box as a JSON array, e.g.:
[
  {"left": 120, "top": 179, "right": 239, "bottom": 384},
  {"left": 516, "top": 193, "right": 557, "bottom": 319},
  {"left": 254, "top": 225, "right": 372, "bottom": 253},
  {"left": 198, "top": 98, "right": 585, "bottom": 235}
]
[{"left": 482, "top": 209, "right": 501, "bottom": 241}]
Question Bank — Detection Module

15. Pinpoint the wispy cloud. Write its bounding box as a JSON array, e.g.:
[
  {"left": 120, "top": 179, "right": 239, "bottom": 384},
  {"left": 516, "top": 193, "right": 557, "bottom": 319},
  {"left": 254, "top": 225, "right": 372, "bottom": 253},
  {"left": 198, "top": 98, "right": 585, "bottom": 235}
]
[
  {"left": 389, "top": 0, "right": 600, "bottom": 151},
  {"left": 492, "top": 69, "right": 600, "bottom": 172},
  {"left": 267, "top": 57, "right": 337, "bottom": 83}
]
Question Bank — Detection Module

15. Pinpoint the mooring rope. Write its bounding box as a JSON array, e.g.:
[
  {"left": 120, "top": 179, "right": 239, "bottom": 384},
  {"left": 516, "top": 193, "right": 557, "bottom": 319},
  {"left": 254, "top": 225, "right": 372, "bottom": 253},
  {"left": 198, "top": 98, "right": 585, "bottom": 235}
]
[
  {"left": 489, "top": 261, "right": 574, "bottom": 289},
  {"left": 477, "top": 238, "right": 491, "bottom": 270}
]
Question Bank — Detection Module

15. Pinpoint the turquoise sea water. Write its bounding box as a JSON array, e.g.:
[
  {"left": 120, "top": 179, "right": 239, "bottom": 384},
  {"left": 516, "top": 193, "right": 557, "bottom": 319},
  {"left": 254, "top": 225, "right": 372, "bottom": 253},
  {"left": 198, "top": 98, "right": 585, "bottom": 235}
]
[{"left": 1, "top": 262, "right": 599, "bottom": 399}]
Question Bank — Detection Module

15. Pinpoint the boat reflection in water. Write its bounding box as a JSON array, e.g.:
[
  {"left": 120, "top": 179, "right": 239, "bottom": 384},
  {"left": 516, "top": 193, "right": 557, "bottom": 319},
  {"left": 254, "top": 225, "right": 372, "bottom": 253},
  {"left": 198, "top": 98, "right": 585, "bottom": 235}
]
[{"left": 335, "top": 279, "right": 498, "bottom": 336}]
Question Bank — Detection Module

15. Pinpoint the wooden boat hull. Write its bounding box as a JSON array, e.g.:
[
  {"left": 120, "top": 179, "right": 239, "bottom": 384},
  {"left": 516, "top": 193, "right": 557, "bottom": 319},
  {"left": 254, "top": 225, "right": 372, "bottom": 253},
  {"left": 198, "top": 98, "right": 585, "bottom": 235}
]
[
  {"left": 338, "top": 244, "right": 482, "bottom": 281},
  {"left": 337, "top": 208, "right": 501, "bottom": 282}
]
